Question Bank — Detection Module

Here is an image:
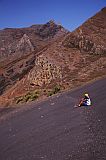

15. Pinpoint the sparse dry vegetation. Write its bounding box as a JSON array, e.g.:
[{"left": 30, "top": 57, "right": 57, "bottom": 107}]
[
  {"left": 16, "top": 91, "right": 39, "bottom": 104},
  {"left": 47, "top": 85, "right": 61, "bottom": 97}
]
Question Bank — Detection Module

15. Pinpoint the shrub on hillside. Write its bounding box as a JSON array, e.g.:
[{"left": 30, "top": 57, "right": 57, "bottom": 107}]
[{"left": 47, "top": 85, "right": 60, "bottom": 97}]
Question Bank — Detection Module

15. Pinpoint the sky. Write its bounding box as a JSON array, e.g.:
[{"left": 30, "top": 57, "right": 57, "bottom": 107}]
[{"left": 0, "top": 0, "right": 106, "bottom": 31}]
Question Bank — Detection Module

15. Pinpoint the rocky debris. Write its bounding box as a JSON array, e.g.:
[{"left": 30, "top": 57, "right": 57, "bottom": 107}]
[{"left": 28, "top": 55, "right": 62, "bottom": 87}]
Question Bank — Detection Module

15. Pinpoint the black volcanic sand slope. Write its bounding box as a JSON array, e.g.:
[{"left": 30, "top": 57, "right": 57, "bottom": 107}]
[{"left": 0, "top": 78, "right": 106, "bottom": 160}]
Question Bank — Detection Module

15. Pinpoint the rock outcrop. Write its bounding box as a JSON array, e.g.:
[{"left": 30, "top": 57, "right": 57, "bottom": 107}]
[
  {"left": 15, "top": 34, "right": 34, "bottom": 53},
  {"left": 28, "top": 55, "right": 62, "bottom": 87},
  {"left": 0, "top": 21, "right": 67, "bottom": 60},
  {"left": 63, "top": 32, "right": 106, "bottom": 55},
  {"left": 63, "top": 8, "right": 106, "bottom": 55}
]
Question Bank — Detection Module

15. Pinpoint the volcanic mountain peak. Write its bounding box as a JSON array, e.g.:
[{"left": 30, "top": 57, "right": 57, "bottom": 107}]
[
  {"left": 0, "top": 21, "right": 67, "bottom": 61},
  {"left": 0, "top": 8, "right": 106, "bottom": 107},
  {"left": 31, "top": 20, "right": 61, "bottom": 28},
  {"left": 41, "top": 20, "right": 57, "bottom": 26}
]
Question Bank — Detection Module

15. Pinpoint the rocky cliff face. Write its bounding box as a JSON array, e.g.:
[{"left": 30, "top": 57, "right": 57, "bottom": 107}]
[
  {"left": 63, "top": 32, "right": 106, "bottom": 55},
  {"left": 63, "top": 8, "right": 106, "bottom": 55},
  {"left": 15, "top": 34, "right": 34, "bottom": 53},
  {"left": 0, "top": 20, "right": 67, "bottom": 60}
]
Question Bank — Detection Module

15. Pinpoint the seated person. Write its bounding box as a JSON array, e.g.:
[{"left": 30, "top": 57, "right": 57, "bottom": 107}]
[{"left": 78, "top": 93, "right": 91, "bottom": 107}]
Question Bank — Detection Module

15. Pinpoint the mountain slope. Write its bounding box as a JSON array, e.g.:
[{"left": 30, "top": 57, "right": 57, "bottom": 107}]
[
  {"left": 0, "top": 20, "right": 67, "bottom": 60},
  {"left": 0, "top": 78, "right": 106, "bottom": 160},
  {"left": 63, "top": 7, "right": 106, "bottom": 55},
  {"left": 0, "top": 8, "right": 106, "bottom": 107},
  {"left": 0, "top": 21, "right": 67, "bottom": 96}
]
